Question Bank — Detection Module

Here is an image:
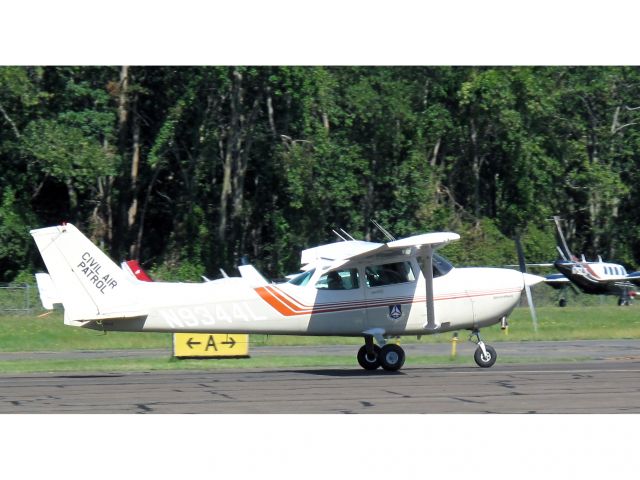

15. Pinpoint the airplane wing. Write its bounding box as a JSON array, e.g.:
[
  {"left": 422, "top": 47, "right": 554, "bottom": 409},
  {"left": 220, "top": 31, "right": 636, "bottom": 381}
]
[
  {"left": 594, "top": 275, "right": 635, "bottom": 283},
  {"left": 326, "top": 232, "right": 460, "bottom": 270},
  {"left": 626, "top": 272, "right": 640, "bottom": 286},
  {"left": 544, "top": 273, "right": 571, "bottom": 283}
]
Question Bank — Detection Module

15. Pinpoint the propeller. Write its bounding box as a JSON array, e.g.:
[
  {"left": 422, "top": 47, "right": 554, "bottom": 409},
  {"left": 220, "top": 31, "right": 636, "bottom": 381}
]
[{"left": 515, "top": 234, "right": 539, "bottom": 332}]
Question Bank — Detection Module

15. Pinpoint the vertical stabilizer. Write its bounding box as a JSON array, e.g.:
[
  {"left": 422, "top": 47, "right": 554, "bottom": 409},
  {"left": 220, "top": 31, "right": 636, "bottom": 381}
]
[
  {"left": 30, "top": 224, "right": 143, "bottom": 321},
  {"left": 552, "top": 216, "right": 574, "bottom": 261}
]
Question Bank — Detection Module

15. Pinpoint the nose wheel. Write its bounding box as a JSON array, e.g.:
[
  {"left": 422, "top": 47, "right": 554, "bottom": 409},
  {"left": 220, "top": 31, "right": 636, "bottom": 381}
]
[{"left": 470, "top": 329, "right": 497, "bottom": 368}]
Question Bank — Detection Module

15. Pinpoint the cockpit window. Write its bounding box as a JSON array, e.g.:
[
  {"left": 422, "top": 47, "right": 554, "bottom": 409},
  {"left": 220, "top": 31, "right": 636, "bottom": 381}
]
[
  {"left": 315, "top": 268, "right": 360, "bottom": 290},
  {"left": 417, "top": 253, "right": 454, "bottom": 278},
  {"left": 365, "top": 261, "right": 415, "bottom": 287},
  {"left": 288, "top": 269, "right": 315, "bottom": 286},
  {"left": 433, "top": 253, "right": 453, "bottom": 276}
]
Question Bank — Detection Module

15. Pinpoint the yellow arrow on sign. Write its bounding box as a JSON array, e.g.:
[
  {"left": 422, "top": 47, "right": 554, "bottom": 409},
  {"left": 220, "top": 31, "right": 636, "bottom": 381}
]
[{"left": 173, "top": 333, "right": 249, "bottom": 358}]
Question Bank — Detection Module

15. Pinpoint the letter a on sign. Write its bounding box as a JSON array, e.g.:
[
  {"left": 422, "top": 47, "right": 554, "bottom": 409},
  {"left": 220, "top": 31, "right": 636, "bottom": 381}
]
[{"left": 205, "top": 335, "right": 218, "bottom": 351}]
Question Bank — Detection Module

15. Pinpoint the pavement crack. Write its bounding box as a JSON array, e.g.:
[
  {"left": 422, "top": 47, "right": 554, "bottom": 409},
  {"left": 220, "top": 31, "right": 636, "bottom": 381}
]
[
  {"left": 208, "top": 391, "right": 235, "bottom": 400},
  {"left": 383, "top": 390, "right": 412, "bottom": 398},
  {"left": 450, "top": 396, "right": 484, "bottom": 404}
]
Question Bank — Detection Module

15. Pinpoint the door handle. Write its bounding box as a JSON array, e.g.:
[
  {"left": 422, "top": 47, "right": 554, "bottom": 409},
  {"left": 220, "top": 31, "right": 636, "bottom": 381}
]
[{"left": 370, "top": 289, "right": 383, "bottom": 295}]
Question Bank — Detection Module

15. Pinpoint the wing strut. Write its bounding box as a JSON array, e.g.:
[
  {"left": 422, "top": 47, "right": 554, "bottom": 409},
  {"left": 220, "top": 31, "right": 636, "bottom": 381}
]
[{"left": 420, "top": 245, "right": 438, "bottom": 330}]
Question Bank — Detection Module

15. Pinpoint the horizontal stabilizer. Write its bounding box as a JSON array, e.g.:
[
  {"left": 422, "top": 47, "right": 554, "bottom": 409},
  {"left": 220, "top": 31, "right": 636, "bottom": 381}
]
[{"left": 34, "top": 273, "right": 61, "bottom": 310}]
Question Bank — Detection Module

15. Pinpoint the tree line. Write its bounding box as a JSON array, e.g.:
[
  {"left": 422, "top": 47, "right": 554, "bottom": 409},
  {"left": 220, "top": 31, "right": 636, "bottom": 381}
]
[{"left": 1, "top": 66, "right": 640, "bottom": 282}]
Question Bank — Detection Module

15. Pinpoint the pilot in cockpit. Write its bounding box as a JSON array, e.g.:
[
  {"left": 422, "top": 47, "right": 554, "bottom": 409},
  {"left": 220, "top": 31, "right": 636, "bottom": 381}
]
[{"left": 327, "top": 271, "right": 345, "bottom": 290}]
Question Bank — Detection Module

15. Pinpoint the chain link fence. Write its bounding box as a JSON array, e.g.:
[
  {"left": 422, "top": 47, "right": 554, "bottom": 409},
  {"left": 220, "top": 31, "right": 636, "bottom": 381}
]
[{"left": 0, "top": 283, "right": 40, "bottom": 314}]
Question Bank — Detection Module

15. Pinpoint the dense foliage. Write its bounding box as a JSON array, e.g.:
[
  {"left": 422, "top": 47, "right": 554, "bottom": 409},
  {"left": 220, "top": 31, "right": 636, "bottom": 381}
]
[{"left": 1, "top": 66, "right": 639, "bottom": 282}]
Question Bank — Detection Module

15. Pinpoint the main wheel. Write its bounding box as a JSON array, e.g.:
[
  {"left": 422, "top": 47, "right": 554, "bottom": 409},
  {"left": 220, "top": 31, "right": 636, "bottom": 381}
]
[
  {"left": 559, "top": 298, "right": 567, "bottom": 307},
  {"left": 379, "top": 344, "right": 406, "bottom": 371},
  {"left": 474, "top": 345, "right": 497, "bottom": 368},
  {"left": 357, "top": 345, "right": 381, "bottom": 370}
]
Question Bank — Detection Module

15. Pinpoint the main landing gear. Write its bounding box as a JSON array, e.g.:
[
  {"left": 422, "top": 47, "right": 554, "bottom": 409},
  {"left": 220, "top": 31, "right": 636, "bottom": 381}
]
[
  {"left": 356, "top": 328, "right": 498, "bottom": 371},
  {"left": 357, "top": 335, "right": 405, "bottom": 371}
]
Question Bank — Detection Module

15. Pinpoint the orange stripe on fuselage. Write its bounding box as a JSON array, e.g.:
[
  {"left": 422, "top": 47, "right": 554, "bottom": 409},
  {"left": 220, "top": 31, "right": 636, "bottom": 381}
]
[
  {"left": 265, "top": 286, "right": 311, "bottom": 313},
  {"left": 254, "top": 287, "right": 300, "bottom": 316}
]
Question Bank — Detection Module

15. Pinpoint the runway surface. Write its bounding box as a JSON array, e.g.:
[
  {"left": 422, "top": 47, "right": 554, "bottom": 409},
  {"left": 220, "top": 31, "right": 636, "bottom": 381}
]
[{"left": 2, "top": 359, "right": 640, "bottom": 413}]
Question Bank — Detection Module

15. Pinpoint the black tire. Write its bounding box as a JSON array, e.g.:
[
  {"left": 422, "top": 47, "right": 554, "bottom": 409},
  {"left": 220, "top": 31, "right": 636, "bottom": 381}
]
[
  {"left": 559, "top": 298, "right": 567, "bottom": 307},
  {"left": 357, "top": 345, "right": 381, "bottom": 370},
  {"left": 379, "top": 344, "right": 406, "bottom": 372},
  {"left": 474, "top": 345, "right": 497, "bottom": 368}
]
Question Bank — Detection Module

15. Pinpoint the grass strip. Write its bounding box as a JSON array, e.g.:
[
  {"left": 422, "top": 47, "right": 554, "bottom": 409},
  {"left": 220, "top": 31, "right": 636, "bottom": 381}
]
[{"left": 0, "top": 354, "right": 594, "bottom": 374}]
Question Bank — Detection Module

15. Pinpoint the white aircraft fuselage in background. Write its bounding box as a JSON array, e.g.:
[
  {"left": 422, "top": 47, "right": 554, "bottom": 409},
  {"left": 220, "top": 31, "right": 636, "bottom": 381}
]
[{"left": 31, "top": 223, "right": 543, "bottom": 371}]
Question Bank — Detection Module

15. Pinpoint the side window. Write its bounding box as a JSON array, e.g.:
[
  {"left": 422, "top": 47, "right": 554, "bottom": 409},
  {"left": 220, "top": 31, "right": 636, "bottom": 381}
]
[
  {"left": 365, "top": 261, "right": 415, "bottom": 287},
  {"left": 316, "top": 269, "right": 360, "bottom": 290}
]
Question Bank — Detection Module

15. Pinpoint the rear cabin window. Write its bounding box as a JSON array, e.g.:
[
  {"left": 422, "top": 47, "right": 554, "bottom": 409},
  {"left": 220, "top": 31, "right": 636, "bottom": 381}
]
[
  {"left": 365, "top": 261, "right": 415, "bottom": 287},
  {"left": 315, "top": 268, "right": 360, "bottom": 290},
  {"left": 289, "top": 269, "right": 315, "bottom": 286}
]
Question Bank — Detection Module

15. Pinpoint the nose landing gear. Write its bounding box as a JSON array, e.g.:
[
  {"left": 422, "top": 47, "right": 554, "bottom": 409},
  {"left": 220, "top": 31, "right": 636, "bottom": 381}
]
[{"left": 470, "top": 329, "right": 497, "bottom": 368}]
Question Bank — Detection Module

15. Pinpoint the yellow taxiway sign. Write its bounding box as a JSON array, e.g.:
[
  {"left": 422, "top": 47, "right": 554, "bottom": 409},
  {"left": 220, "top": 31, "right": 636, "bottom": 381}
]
[{"left": 173, "top": 333, "right": 249, "bottom": 358}]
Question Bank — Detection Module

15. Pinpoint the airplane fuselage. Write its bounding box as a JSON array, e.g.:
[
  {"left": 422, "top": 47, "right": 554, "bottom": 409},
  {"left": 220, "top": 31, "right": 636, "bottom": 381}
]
[
  {"left": 85, "top": 264, "right": 526, "bottom": 337},
  {"left": 554, "top": 259, "right": 637, "bottom": 296}
]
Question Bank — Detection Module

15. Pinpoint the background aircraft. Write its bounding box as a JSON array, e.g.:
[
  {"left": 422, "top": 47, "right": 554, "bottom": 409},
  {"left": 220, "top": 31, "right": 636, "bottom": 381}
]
[
  {"left": 544, "top": 216, "right": 640, "bottom": 306},
  {"left": 31, "top": 223, "right": 543, "bottom": 371}
]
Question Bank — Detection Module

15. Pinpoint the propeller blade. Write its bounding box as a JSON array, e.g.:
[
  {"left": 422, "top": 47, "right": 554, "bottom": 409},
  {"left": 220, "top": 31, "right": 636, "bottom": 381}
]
[{"left": 515, "top": 234, "right": 539, "bottom": 333}]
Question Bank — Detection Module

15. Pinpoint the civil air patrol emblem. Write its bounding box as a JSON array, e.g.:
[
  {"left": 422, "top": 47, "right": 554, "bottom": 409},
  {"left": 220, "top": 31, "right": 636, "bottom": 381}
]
[{"left": 388, "top": 304, "right": 402, "bottom": 321}]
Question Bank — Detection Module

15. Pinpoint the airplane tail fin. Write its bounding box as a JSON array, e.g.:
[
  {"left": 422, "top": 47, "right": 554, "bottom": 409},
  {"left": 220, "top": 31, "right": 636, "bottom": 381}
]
[
  {"left": 552, "top": 216, "right": 574, "bottom": 261},
  {"left": 30, "top": 224, "right": 143, "bottom": 323},
  {"left": 121, "top": 260, "right": 153, "bottom": 282}
]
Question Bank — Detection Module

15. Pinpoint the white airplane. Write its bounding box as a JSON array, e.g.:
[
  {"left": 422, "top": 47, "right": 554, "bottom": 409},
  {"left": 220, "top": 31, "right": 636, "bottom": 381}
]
[{"left": 31, "top": 223, "right": 543, "bottom": 371}]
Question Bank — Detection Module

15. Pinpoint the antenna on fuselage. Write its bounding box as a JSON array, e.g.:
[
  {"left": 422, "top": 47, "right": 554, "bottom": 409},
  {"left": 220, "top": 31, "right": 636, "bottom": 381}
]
[
  {"left": 339, "top": 228, "right": 356, "bottom": 241},
  {"left": 371, "top": 219, "right": 396, "bottom": 241},
  {"left": 332, "top": 229, "right": 347, "bottom": 241}
]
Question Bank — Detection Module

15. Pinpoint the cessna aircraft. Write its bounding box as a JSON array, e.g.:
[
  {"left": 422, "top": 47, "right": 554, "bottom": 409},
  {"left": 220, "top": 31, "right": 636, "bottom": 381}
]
[
  {"left": 544, "top": 217, "right": 640, "bottom": 306},
  {"left": 31, "top": 223, "right": 543, "bottom": 371}
]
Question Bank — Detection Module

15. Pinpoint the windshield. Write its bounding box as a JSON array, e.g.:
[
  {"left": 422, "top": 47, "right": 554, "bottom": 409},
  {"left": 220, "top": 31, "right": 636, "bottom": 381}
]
[
  {"left": 418, "top": 253, "right": 454, "bottom": 277},
  {"left": 433, "top": 253, "right": 453, "bottom": 276}
]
